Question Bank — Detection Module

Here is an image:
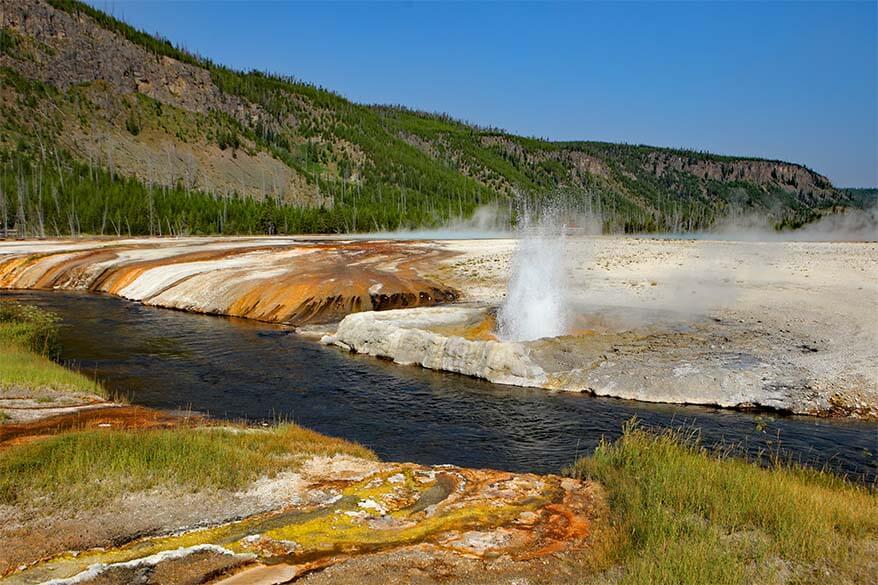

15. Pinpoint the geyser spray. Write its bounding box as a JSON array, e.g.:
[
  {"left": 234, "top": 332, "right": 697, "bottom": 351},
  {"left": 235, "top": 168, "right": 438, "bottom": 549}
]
[{"left": 498, "top": 204, "right": 569, "bottom": 341}]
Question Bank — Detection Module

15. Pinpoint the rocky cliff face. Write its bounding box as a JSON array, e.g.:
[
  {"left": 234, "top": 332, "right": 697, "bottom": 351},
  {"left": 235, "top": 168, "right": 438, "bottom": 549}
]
[
  {"left": 478, "top": 134, "right": 838, "bottom": 209},
  {"left": 644, "top": 151, "right": 835, "bottom": 203},
  {"left": 1, "top": 0, "right": 250, "bottom": 119},
  {"left": 1, "top": 0, "right": 315, "bottom": 204}
]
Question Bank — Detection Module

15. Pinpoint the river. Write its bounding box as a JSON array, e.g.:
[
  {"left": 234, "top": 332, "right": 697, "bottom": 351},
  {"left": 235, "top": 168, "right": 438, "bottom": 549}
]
[{"left": 5, "top": 290, "right": 876, "bottom": 482}]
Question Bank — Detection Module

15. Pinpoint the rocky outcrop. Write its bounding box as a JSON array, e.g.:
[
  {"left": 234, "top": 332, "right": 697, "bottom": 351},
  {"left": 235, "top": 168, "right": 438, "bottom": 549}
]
[
  {"left": 644, "top": 151, "right": 836, "bottom": 204},
  {"left": 321, "top": 302, "right": 876, "bottom": 418},
  {"left": 0, "top": 0, "right": 257, "bottom": 121},
  {"left": 481, "top": 135, "right": 611, "bottom": 179},
  {"left": 0, "top": 0, "right": 319, "bottom": 202},
  {"left": 322, "top": 307, "right": 547, "bottom": 387}
]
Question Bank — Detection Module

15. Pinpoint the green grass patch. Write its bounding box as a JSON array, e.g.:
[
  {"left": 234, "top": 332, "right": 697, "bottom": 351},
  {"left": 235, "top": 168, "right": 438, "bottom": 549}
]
[
  {"left": 0, "top": 341, "right": 103, "bottom": 397},
  {"left": 0, "top": 301, "right": 105, "bottom": 397},
  {"left": 0, "top": 424, "right": 376, "bottom": 508},
  {"left": 566, "top": 421, "right": 878, "bottom": 584}
]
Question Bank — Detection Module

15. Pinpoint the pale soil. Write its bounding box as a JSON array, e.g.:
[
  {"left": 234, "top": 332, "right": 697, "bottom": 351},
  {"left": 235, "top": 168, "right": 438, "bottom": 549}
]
[{"left": 0, "top": 385, "right": 111, "bottom": 423}]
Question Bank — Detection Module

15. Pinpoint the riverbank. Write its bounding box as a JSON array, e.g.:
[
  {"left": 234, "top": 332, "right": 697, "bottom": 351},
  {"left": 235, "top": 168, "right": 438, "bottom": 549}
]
[
  {"left": 0, "top": 301, "right": 111, "bottom": 423},
  {"left": 0, "top": 238, "right": 456, "bottom": 325},
  {"left": 566, "top": 422, "right": 878, "bottom": 585},
  {"left": 2, "top": 420, "right": 874, "bottom": 584}
]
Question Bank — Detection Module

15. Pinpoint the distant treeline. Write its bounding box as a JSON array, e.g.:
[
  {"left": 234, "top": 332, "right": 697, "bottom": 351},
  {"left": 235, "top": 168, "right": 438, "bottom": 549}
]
[
  {"left": 0, "top": 151, "right": 618, "bottom": 237},
  {"left": 0, "top": 151, "right": 499, "bottom": 237},
  {"left": 841, "top": 188, "right": 878, "bottom": 209},
  {"left": 0, "top": 149, "right": 827, "bottom": 238}
]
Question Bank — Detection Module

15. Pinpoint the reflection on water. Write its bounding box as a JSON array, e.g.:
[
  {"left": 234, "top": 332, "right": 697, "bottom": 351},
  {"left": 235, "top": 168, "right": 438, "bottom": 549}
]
[{"left": 4, "top": 291, "right": 876, "bottom": 482}]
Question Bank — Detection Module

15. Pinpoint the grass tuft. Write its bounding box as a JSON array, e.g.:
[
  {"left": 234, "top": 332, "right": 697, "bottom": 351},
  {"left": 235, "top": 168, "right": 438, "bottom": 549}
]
[
  {"left": 566, "top": 420, "right": 878, "bottom": 584},
  {"left": 0, "top": 340, "right": 105, "bottom": 397}
]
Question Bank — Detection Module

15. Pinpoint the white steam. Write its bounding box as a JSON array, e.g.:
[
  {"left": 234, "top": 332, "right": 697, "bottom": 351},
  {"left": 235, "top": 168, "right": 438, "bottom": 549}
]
[
  {"left": 353, "top": 203, "right": 513, "bottom": 240},
  {"left": 671, "top": 205, "right": 878, "bottom": 242}
]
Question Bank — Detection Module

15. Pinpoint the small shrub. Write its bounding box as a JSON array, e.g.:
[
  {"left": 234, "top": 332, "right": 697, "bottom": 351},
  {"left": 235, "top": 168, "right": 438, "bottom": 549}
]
[
  {"left": 0, "top": 28, "right": 23, "bottom": 58},
  {"left": 0, "top": 301, "right": 59, "bottom": 356},
  {"left": 125, "top": 112, "right": 141, "bottom": 135}
]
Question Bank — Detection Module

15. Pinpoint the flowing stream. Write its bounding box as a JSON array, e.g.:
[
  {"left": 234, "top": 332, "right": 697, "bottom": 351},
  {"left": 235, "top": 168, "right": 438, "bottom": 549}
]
[{"left": 5, "top": 291, "right": 876, "bottom": 482}]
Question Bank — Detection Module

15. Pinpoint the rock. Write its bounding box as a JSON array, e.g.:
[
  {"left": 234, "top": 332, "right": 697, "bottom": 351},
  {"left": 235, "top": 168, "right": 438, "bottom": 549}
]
[
  {"left": 331, "top": 307, "right": 548, "bottom": 387},
  {"left": 327, "top": 303, "right": 873, "bottom": 417}
]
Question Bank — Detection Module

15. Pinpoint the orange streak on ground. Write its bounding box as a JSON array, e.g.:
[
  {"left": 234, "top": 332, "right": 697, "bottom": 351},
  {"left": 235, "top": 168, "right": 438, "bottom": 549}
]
[
  {"left": 0, "top": 406, "right": 202, "bottom": 450},
  {"left": 431, "top": 313, "right": 499, "bottom": 341},
  {"left": 94, "top": 246, "right": 280, "bottom": 295},
  {"left": 0, "top": 240, "right": 461, "bottom": 325},
  {"left": 32, "top": 249, "right": 119, "bottom": 289},
  {"left": 0, "top": 255, "right": 46, "bottom": 288}
]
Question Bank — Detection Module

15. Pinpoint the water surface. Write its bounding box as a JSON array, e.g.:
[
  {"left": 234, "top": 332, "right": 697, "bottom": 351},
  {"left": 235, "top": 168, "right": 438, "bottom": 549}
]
[{"left": 5, "top": 291, "right": 876, "bottom": 482}]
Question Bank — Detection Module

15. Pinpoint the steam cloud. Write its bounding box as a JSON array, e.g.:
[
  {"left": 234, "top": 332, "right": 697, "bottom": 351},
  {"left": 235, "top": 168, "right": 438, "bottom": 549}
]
[{"left": 677, "top": 204, "right": 878, "bottom": 242}]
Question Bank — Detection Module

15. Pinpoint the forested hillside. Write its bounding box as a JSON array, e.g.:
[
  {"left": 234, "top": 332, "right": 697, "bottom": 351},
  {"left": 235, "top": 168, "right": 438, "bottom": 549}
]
[{"left": 0, "top": 0, "right": 857, "bottom": 236}]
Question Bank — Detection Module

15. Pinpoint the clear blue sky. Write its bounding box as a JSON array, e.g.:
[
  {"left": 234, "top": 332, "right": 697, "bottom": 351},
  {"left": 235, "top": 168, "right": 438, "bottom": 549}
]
[{"left": 87, "top": 0, "right": 877, "bottom": 187}]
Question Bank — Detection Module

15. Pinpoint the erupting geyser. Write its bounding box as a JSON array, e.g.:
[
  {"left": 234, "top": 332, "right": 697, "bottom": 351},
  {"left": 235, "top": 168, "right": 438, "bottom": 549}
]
[{"left": 498, "top": 207, "right": 569, "bottom": 341}]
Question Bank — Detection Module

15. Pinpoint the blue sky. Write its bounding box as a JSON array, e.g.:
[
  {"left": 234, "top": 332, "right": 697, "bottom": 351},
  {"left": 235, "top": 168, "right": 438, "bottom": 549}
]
[{"left": 87, "top": 1, "right": 877, "bottom": 187}]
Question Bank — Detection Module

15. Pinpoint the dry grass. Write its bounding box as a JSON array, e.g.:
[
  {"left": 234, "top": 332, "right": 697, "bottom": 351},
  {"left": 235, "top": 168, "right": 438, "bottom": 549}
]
[
  {"left": 0, "top": 424, "right": 376, "bottom": 508},
  {"left": 567, "top": 421, "right": 878, "bottom": 584}
]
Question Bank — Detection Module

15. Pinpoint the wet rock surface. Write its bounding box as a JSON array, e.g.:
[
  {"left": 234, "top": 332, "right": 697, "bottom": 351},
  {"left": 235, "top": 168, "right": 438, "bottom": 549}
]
[
  {"left": 0, "top": 238, "right": 458, "bottom": 326},
  {"left": 325, "top": 301, "right": 877, "bottom": 418},
  {"left": 0, "top": 457, "right": 603, "bottom": 585},
  {"left": 321, "top": 307, "right": 546, "bottom": 387}
]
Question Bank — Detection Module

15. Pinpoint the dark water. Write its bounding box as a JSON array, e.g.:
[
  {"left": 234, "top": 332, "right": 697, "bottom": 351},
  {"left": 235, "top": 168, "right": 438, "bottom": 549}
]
[{"left": 4, "top": 291, "right": 876, "bottom": 482}]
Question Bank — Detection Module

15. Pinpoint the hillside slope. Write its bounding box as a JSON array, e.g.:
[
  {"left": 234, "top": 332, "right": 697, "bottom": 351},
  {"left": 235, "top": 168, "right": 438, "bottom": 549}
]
[{"left": 0, "top": 0, "right": 854, "bottom": 236}]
